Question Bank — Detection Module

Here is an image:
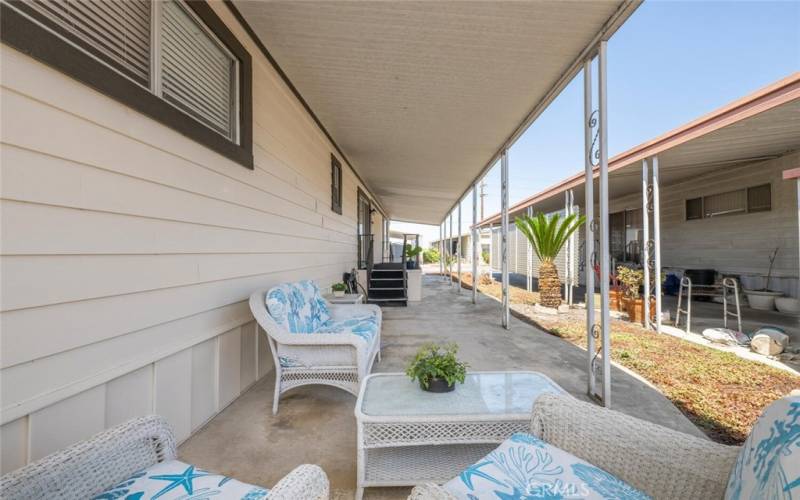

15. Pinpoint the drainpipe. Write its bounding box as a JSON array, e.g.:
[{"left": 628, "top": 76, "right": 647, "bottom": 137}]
[
  {"left": 598, "top": 40, "right": 611, "bottom": 407},
  {"left": 501, "top": 149, "right": 510, "bottom": 329},
  {"left": 472, "top": 184, "right": 478, "bottom": 304}
]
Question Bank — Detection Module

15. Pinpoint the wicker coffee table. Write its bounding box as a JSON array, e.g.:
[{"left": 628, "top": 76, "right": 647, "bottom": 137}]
[{"left": 354, "top": 371, "right": 567, "bottom": 498}]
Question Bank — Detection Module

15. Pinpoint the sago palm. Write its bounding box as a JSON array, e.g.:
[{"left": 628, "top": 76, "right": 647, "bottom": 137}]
[{"left": 515, "top": 212, "right": 585, "bottom": 308}]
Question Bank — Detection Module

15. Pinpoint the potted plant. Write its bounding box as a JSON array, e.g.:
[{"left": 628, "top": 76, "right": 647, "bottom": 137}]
[
  {"left": 744, "top": 248, "right": 784, "bottom": 311},
  {"left": 405, "top": 244, "right": 423, "bottom": 270},
  {"left": 331, "top": 282, "right": 347, "bottom": 298},
  {"left": 405, "top": 343, "right": 468, "bottom": 393},
  {"left": 616, "top": 266, "right": 656, "bottom": 324},
  {"left": 515, "top": 212, "right": 585, "bottom": 308}
]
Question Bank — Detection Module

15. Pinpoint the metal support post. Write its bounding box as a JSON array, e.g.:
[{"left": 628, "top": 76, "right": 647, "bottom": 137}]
[
  {"left": 449, "top": 212, "right": 454, "bottom": 287},
  {"left": 642, "top": 160, "right": 651, "bottom": 328},
  {"left": 457, "top": 202, "right": 462, "bottom": 292},
  {"left": 583, "top": 58, "right": 597, "bottom": 399},
  {"left": 501, "top": 149, "right": 510, "bottom": 329},
  {"left": 526, "top": 206, "right": 533, "bottom": 292},
  {"left": 652, "top": 155, "right": 663, "bottom": 333},
  {"left": 598, "top": 40, "right": 611, "bottom": 407},
  {"left": 439, "top": 222, "right": 444, "bottom": 277},
  {"left": 472, "top": 184, "right": 478, "bottom": 304}
]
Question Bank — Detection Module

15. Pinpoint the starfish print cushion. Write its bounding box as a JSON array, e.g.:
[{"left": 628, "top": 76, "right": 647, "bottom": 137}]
[
  {"left": 92, "top": 460, "right": 269, "bottom": 500},
  {"left": 443, "top": 433, "right": 650, "bottom": 499},
  {"left": 725, "top": 395, "right": 800, "bottom": 500}
]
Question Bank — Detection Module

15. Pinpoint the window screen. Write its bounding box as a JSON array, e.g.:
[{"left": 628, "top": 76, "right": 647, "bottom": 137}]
[
  {"left": 703, "top": 189, "right": 746, "bottom": 218},
  {"left": 161, "top": 1, "right": 236, "bottom": 140},
  {"left": 747, "top": 184, "right": 771, "bottom": 212},
  {"left": 20, "top": 0, "right": 152, "bottom": 87},
  {"left": 686, "top": 197, "right": 703, "bottom": 220}
]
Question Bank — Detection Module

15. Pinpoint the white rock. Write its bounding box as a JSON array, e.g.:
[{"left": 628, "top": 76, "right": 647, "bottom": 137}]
[{"left": 751, "top": 328, "right": 789, "bottom": 356}]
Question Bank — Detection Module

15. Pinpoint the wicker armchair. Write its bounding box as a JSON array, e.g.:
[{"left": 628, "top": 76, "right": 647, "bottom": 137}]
[
  {"left": 409, "top": 393, "right": 740, "bottom": 499},
  {"left": 250, "top": 284, "right": 381, "bottom": 414},
  {"left": 0, "top": 415, "right": 329, "bottom": 500}
]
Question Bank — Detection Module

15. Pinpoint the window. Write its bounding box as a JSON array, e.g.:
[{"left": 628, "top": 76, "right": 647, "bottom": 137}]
[
  {"left": 3, "top": 0, "right": 252, "bottom": 167},
  {"left": 685, "top": 183, "right": 771, "bottom": 220},
  {"left": 331, "top": 154, "right": 342, "bottom": 215},
  {"left": 747, "top": 184, "right": 771, "bottom": 212},
  {"left": 686, "top": 197, "right": 703, "bottom": 220}
]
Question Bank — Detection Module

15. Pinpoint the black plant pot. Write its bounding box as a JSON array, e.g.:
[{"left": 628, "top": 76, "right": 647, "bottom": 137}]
[
  {"left": 421, "top": 377, "right": 455, "bottom": 393},
  {"left": 406, "top": 260, "right": 417, "bottom": 270}
]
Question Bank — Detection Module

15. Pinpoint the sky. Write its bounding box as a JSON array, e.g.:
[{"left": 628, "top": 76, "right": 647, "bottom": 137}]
[{"left": 391, "top": 0, "right": 800, "bottom": 247}]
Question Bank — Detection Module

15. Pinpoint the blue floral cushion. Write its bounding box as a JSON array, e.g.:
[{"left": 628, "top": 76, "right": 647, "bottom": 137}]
[
  {"left": 444, "top": 433, "right": 650, "bottom": 499},
  {"left": 318, "top": 313, "right": 379, "bottom": 343},
  {"left": 266, "top": 280, "right": 331, "bottom": 333},
  {"left": 725, "top": 395, "right": 800, "bottom": 500},
  {"left": 92, "top": 459, "right": 269, "bottom": 499}
]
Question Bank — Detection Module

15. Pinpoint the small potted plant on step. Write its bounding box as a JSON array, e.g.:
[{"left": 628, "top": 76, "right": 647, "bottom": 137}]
[
  {"left": 406, "top": 343, "right": 467, "bottom": 393},
  {"left": 405, "top": 244, "right": 423, "bottom": 269},
  {"left": 331, "top": 282, "right": 347, "bottom": 298}
]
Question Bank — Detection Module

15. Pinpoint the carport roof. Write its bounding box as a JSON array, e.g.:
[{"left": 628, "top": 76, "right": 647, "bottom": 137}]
[
  {"left": 477, "top": 73, "right": 800, "bottom": 225},
  {"left": 229, "top": 1, "right": 639, "bottom": 224}
]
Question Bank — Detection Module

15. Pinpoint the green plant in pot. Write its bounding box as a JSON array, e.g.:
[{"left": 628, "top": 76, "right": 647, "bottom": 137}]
[
  {"left": 405, "top": 343, "right": 467, "bottom": 393},
  {"left": 405, "top": 244, "right": 423, "bottom": 269},
  {"left": 331, "top": 282, "right": 347, "bottom": 297}
]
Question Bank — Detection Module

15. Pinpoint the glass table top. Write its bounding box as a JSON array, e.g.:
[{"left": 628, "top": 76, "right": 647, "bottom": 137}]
[{"left": 360, "top": 371, "right": 566, "bottom": 417}]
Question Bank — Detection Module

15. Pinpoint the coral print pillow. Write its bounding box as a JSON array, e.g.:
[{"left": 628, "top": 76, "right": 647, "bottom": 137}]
[
  {"left": 444, "top": 433, "right": 650, "bottom": 499},
  {"left": 92, "top": 460, "right": 269, "bottom": 499},
  {"left": 725, "top": 395, "right": 800, "bottom": 500}
]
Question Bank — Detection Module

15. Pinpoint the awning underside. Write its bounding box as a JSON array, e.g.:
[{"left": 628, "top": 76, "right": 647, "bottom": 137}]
[{"left": 232, "top": 1, "right": 635, "bottom": 223}]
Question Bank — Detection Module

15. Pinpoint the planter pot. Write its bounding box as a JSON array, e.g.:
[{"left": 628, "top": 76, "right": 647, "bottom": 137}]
[
  {"left": 744, "top": 290, "right": 783, "bottom": 311},
  {"left": 775, "top": 297, "right": 800, "bottom": 315},
  {"left": 626, "top": 297, "right": 656, "bottom": 324},
  {"left": 406, "top": 260, "right": 417, "bottom": 270},
  {"left": 619, "top": 295, "right": 631, "bottom": 315},
  {"left": 333, "top": 290, "right": 345, "bottom": 297},
  {"left": 609, "top": 290, "right": 622, "bottom": 311},
  {"left": 421, "top": 377, "right": 455, "bottom": 393}
]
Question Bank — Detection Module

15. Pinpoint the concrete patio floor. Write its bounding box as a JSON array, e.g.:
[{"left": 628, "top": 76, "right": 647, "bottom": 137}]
[{"left": 179, "top": 274, "right": 703, "bottom": 499}]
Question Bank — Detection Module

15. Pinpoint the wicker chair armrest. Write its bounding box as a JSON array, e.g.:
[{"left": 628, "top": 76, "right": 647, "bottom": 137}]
[
  {"left": 529, "top": 394, "right": 739, "bottom": 499},
  {"left": 273, "top": 332, "right": 363, "bottom": 347},
  {"left": 0, "top": 415, "right": 177, "bottom": 500},
  {"left": 268, "top": 464, "right": 329, "bottom": 500},
  {"left": 327, "top": 303, "right": 382, "bottom": 323},
  {"left": 408, "top": 483, "right": 457, "bottom": 500}
]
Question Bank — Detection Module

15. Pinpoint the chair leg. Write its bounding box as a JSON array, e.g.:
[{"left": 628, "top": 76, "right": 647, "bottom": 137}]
[{"left": 272, "top": 372, "right": 281, "bottom": 415}]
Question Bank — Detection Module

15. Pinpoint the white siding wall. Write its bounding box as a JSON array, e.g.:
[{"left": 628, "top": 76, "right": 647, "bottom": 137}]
[
  {"left": 0, "top": 3, "right": 382, "bottom": 472},
  {"left": 607, "top": 153, "right": 799, "bottom": 296}
]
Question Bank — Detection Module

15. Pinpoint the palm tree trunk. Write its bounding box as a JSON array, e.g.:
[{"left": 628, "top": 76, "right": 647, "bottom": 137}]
[{"left": 539, "top": 261, "right": 561, "bottom": 308}]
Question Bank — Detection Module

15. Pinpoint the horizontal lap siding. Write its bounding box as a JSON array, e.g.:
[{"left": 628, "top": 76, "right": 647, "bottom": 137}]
[
  {"left": 607, "top": 154, "right": 799, "bottom": 293},
  {"left": 0, "top": 2, "right": 378, "bottom": 471}
]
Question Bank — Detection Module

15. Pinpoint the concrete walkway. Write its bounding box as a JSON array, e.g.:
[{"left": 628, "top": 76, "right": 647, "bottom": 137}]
[{"left": 179, "top": 274, "right": 702, "bottom": 499}]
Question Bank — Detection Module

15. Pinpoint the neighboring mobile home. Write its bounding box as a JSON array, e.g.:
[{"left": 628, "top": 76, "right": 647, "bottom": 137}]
[{"left": 479, "top": 75, "right": 800, "bottom": 300}]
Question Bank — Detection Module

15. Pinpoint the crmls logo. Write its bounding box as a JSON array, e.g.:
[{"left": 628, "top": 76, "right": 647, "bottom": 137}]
[{"left": 525, "top": 481, "right": 591, "bottom": 498}]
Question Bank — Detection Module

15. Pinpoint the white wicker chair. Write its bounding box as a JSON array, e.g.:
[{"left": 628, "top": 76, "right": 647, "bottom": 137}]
[
  {"left": 249, "top": 286, "right": 382, "bottom": 414},
  {"left": 409, "top": 393, "right": 740, "bottom": 499},
  {"left": 0, "top": 415, "right": 330, "bottom": 500}
]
